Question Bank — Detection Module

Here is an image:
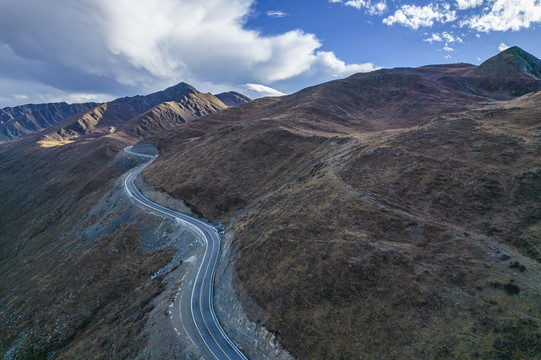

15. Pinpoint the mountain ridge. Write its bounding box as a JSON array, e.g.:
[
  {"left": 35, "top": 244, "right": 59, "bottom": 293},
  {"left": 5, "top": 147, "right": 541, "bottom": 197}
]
[
  {"left": 0, "top": 101, "right": 98, "bottom": 141},
  {"left": 1, "top": 83, "right": 252, "bottom": 144},
  {"left": 38, "top": 82, "right": 228, "bottom": 146},
  {"left": 463, "top": 46, "right": 541, "bottom": 99}
]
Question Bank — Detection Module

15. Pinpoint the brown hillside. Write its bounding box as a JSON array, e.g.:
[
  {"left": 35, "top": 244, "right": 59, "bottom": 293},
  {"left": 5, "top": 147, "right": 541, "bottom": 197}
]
[
  {"left": 1, "top": 48, "right": 540, "bottom": 359},
  {"left": 475, "top": 46, "right": 541, "bottom": 79},
  {"left": 144, "top": 51, "right": 541, "bottom": 359}
]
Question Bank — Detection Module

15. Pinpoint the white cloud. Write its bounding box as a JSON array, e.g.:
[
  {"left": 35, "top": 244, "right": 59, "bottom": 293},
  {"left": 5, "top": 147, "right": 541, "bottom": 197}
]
[
  {"left": 0, "top": 76, "right": 116, "bottom": 106},
  {"left": 245, "top": 83, "right": 286, "bottom": 97},
  {"left": 442, "top": 32, "right": 463, "bottom": 43},
  {"left": 424, "top": 31, "right": 462, "bottom": 43},
  {"left": 445, "top": 54, "right": 452, "bottom": 59},
  {"left": 261, "top": 50, "right": 377, "bottom": 97},
  {"left": 313, "top": 51, "right": 377, "bottom": 76},
  {"left": 498, "top": 42, "right": 510, "bottom": 51},
  {"left": 267, "top": 10, "right": 288, "bottom": 18},
  {"left": 367, "top": 1, "right": 388, "bottom": 15},
  {"left": 476, "top": 33, "right": 481, "bottom": 38},
  {"left": 382, "top": 0, "right": 540, "bottom": 33},
  {"left": 343, "top": 0, "right": 366, "bottom": 9},
  {"left": 424, "top": 31, "right": 462, "bottom": 53},
  {"left": 461, "top": 0, "right": 541, "bottom": 32},
  {"left": 331, "top": 0, "right": 388, "bottom": 15},
  {"left": 456, "top": 0, "right": 484, "bottom": 10},
  {"left": 383, "top": 3, "right": 457, "bottom": 29},
  {"left": 242, "top": 30, "right": 324, "bottom": 83},
  {"left": 424, "top": 33, "right": 443, "bottom": 43},
  {"left": 0, "top": 0, "right": 377, "bottom": 106},
  {"left": 476, "top": 56, "right": 482, "bottom": 61}
]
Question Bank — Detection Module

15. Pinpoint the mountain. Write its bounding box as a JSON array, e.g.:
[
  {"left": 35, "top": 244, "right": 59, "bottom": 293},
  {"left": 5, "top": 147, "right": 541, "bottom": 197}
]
[
  {"left": 143, "top": 47, "right": 541, "bottom": 359},
  {"left": 120, "top": 92, "right": 228, "bottom": 140},
  {"left": 0, "top": 102, "right": 98, "bottom": 141},
  {"left": 455, "top": 46, "right": 541, "bottom": 99},
  {"left": 214, "top": 91, "right": 251, "bottom": 106},
  {"left": 0, "top": 82, "right": 231, "bottom": 145},
  {"left": 38, "top": 82, "right": 227, "bottom": 146},
  {"left": 475, "top": 46, "right": 541, "bottom": 79},
  {"left": 1, "top": 48, "right": 540, "bottom": 359}
]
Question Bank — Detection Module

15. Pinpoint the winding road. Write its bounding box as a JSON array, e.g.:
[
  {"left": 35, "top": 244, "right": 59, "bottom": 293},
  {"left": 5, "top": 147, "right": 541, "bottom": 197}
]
[{"left": 123, "top": 146, "right": 248, "bottom": 360}]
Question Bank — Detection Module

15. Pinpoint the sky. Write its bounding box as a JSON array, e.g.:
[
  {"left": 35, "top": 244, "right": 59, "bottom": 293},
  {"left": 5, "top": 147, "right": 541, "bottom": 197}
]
[{"left": 0, "top": 0, "right": 540, "bottom": 107}]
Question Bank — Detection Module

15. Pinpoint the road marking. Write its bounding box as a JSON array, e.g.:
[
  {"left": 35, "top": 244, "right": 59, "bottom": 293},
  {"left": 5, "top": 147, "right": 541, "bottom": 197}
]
[
  {"left": 179, "top": 290, "right": 198, "bottom": 347},
  {"left": 198, "top": 230, "right": 232, "bottom": 360}
]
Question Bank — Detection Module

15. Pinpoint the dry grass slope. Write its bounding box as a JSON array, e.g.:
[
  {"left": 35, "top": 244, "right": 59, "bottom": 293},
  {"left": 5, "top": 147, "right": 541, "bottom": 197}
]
[
  {"left": 0, "top": 85, "right": 228, "bottom": 358},
  {"left": 144, "top": 55, "right": 541, "bottom": 359},
  {"left": 0, "top": 133, "right": 173, "bottom": 358}
]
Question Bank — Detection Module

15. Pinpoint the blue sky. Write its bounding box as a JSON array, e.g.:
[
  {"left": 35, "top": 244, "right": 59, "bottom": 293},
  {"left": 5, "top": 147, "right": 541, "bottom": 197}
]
[
  {"left": 246, "top": 0, "right": 541, "bottom": 67},
  {"left": 0, "top": 0, "right": 540, "bottom": 107}
]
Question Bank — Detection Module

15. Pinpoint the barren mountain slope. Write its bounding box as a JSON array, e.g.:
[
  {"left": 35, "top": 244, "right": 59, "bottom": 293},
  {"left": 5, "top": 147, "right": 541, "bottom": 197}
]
[
  {"left": 144, "top": 49, "right": 541, "bottom": 359},
  {"left": 0, "top": 132, "right": 173, "bottom": 358},
  {"left": 119, "top": 92, "right": 227, "bottom": 140},
  {"left": 0, "top": 84, "right": 230, "bottom": 358}
]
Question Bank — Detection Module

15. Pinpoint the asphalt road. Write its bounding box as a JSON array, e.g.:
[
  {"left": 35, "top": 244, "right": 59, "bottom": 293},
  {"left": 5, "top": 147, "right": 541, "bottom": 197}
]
[{"left": 124, "top": 146, "right": 248, "bottom": 360}]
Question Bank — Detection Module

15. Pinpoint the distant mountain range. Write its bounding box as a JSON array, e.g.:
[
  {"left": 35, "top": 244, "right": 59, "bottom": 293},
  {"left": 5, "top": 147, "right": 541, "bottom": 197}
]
[
  {"left": 0, "top": 87, "right": 250, "bottom": 142},
  {"left": 2, "top": 46, "right": 538, "bottom": 143},
  {"left": 38, "top": 83, "right": 227, "bottom": 146},
  {"left": 0, "top": 102, "right": 97, "bottom": 141}
]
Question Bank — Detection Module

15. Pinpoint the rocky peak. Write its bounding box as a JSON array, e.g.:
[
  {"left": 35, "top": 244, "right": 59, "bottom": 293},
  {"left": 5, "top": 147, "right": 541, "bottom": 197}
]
[{"left": 476, "top": 46, "right": 541, "bottom": 79}]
